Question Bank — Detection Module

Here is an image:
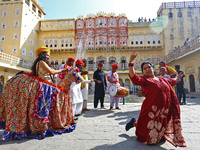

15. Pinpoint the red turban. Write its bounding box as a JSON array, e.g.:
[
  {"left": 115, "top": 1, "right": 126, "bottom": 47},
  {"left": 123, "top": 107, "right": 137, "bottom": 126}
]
[
  {"left": 98, "top": 63, "right": 103, "bottom": 67},
  {"left": 112, "top": 64, "right": 119, "bottom": 69},
  {"left": 68, "top": 57, "right": 75, "bottom": 62},
  {"left": 75, "top": 59, "right": 84, "bottom": 65}
]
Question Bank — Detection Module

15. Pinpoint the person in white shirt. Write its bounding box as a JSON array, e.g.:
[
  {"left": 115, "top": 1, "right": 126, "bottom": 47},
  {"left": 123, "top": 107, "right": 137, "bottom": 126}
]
[
  {"left": 71, "top": 59, "right": 94, "bottom": 116},
  {"left": 107, "top": 64, "right": 121, "bottom": 110}
]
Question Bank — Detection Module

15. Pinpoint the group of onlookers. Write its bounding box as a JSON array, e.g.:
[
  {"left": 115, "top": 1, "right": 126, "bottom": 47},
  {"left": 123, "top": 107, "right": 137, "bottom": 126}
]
[{"left": 159, "top": 61, "right": 186, "bottom": 105}]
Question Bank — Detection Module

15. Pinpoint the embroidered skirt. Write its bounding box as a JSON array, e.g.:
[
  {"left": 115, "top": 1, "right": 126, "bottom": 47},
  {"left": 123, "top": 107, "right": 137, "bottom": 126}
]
[{"left": 0, "top": 72, "right": 76, "bottom": 140}]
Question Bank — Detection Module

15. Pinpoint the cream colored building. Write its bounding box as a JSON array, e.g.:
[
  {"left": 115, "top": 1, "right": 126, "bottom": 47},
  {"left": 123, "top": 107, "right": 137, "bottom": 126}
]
[
  {"left": 0, "top": 0, "right": 200, "bottom": 93},
  {"left": 157, "top": 1, "right": 200, "bottom": 55},
  {"left": 0, "top": 0, "right": 45, "bottom": 81},
  {"left": 37, "top": 19, "right": 76, "bottom": 69},
  {"left": 166, "top": 37, "right": 200, "bottom": 93}
]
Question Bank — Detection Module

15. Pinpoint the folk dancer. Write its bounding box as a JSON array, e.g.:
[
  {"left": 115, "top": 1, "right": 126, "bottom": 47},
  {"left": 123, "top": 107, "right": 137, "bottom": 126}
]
[
  {"left": 126, "top": 51, "right": 186, "bottom": 147},
  {"left": 57, "top": 57, "right": 75, "bottom": 84},
  {"left": 0, "top": 47, "right": 77, "bottom": 140}
]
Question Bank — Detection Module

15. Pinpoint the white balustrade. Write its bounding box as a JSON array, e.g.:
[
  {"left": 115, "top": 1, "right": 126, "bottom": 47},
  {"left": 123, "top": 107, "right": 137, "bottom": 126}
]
[{"left": 0, "top": 52, "right": 20, "bottom": 66}]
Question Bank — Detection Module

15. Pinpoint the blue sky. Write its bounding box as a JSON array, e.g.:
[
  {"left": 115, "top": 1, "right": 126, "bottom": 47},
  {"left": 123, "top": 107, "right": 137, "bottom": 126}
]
[{"left": 39, "top": 0, "right": 196, "bottom": 21}]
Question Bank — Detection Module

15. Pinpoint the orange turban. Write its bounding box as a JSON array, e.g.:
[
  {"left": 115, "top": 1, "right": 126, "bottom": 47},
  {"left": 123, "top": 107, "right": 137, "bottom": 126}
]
[
  {"left": 112, "top": 64, "right": 119, "bottom": 69},
  {"left": 36, "top": 47, "right": 50, "bottom": 56},
  {"left": 75, "top": 59, "right": 84, "bottom": 65}
]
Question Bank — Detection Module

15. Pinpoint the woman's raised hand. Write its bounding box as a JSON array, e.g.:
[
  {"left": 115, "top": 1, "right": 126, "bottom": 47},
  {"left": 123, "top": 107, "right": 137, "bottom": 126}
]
[{"left": 129, "top": 51, "right": 137, "bottom": 63}]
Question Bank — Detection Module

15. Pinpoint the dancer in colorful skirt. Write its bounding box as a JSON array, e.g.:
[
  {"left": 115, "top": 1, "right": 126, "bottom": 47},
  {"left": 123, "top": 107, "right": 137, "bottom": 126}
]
[
  {"left": 0, "top": 47, "right": 78, "bottom": 140},
  {"left": 57, "top": 57, "right": 75, "bottom": 84},
  {"left": 125, "top": 51, "right": 186, "bottom": 147},
  {"left": 107, "top": 64, "right": 121, "bottom": 110}
]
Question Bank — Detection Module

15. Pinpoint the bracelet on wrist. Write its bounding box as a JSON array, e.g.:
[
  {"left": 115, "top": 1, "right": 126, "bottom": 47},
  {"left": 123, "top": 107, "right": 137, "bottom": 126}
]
[{"left": 129, "top": 63, "right": 134, "bottom": 67}]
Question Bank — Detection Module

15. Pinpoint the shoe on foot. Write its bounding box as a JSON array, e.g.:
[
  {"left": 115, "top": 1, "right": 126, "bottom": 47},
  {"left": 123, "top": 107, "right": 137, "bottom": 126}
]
[
  {"left": 84, "top": 108, "right": 90, "bottom": 111},
  {"left": 116, "top": 107, "right": 121, "bottom": 110},
  {"left": 93, "top": 108, "right": 97, "bottom": 111},
  {"left": 125, "top": 118, "right": 136, "bottom": 131},
  {"left": 74, "top": 116, "right": 78, "bottom": 121},
  {"left": 109, "top": 107, "right": 113, "bottom": 110}
]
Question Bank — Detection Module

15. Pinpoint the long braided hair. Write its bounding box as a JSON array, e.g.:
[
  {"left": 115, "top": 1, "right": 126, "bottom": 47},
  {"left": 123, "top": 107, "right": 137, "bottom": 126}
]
[{"left": 31, "top": 52, "right": 51, "bottom": 76}]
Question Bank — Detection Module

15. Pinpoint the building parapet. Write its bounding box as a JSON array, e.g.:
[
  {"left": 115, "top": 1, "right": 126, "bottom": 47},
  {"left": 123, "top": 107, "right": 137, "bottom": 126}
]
[
  {"left": 157, "top": 1, "right": 200, "bottom": 16},
  {"left": 0, "top": 52, "right": 32, "bottom": 69},
  {"left": 83, "top": 45, "right": 163, "bottom": 52},
  {"left": 128, "top": 22, "right": 152, "bottom": 27},
  {"left": 0, "top": 52, "right": 20, "bottom": 66},
  {"left": 165, "top": 37, "right": 200, "bottom": 63}
]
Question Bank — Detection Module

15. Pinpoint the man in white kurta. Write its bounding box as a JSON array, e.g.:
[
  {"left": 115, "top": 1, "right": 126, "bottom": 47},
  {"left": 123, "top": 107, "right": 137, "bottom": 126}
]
[{"left": 72, "top": 59, "right": 93, "bottom": 116}]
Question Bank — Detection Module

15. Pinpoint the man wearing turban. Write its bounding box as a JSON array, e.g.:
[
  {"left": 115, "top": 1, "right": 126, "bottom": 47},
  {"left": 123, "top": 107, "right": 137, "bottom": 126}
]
[
  {"left": 57, "top": 57, "right": 75, "bottom": 84},
  {"left": 70, "top": 59, "right": 94, "bottom": 117},
  {"left": 107, "top": 64, "right": 121, "bottom": 110}
]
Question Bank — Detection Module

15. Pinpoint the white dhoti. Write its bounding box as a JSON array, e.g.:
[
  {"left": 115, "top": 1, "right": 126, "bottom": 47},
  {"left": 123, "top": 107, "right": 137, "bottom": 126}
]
[{"left": 70, "top": 82, "right": 83, "bottom": 115}]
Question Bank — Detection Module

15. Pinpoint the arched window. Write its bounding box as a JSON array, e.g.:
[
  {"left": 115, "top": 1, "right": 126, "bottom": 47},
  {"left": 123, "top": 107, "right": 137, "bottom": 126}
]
[
  {"left": 55, "top": 60, "right": 58, "bottom": 65},
  {"left": 51, "top": 61, "right": 54, "bottom": 65},
  {"left": 109, "top": 57, "right": 116, "bottom": 64}
]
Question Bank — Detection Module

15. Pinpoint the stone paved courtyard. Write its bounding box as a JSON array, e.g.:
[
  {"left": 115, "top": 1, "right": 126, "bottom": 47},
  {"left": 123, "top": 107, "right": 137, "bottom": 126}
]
[{"left": 0, "top": 94, "right": 199, "bottom": 150}]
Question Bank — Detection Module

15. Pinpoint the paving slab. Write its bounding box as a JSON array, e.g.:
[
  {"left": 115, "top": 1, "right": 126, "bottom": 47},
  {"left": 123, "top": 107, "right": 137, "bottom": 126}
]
[{"left": 0, "top": 94, "right": 199, "bottom": 150}]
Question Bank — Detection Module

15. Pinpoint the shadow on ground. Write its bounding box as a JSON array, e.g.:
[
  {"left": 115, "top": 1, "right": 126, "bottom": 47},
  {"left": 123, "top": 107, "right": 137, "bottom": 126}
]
[{"left": 90, "top": 133, "right": 169, "bottom": 150}]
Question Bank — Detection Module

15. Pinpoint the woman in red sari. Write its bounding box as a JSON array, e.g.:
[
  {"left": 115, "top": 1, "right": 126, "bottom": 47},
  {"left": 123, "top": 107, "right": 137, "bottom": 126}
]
[{"left": 125, "top": 51, "right": 186, "bottom": 147}]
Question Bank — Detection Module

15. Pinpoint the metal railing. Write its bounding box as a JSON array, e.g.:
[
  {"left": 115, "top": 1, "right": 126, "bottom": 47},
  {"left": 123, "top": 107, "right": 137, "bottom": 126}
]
[{"left": 157, "top": 1, "right": 200, "bottom": 16}]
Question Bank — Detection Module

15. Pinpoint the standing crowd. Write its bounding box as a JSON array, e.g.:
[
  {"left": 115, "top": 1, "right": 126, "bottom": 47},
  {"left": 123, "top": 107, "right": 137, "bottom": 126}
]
[{"left": 0, "top": 47, "right": 186, "bottom": 147}]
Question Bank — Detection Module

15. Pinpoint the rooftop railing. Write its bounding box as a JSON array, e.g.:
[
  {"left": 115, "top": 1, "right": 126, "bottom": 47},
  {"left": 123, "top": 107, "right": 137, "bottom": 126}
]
[{"left": 157, "top": 1, "right": 200, "bottom": 16}]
